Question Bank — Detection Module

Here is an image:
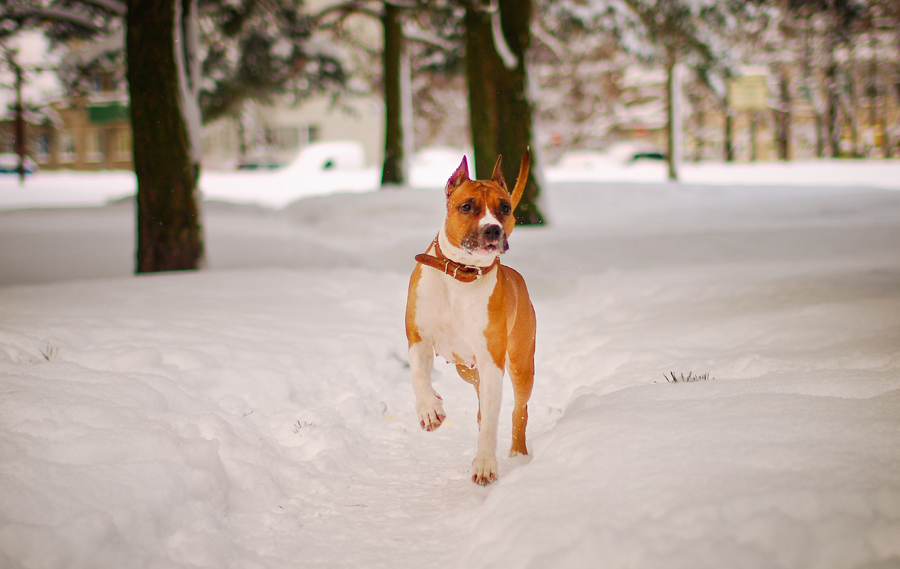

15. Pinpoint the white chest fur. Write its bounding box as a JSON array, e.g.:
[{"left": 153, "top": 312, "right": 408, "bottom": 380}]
[{"left": 412, "top": 264, "right": 498, "bottom": 368}]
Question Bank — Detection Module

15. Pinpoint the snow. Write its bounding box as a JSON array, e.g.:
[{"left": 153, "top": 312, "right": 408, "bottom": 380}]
[
  {"left": 3, "top": 151, "right": 900, "bottom": 211},
  {"left": 1, "top": 158, "right": 899, "bottom": 568}
]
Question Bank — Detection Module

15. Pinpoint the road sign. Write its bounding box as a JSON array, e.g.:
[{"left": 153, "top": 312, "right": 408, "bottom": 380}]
[{"left": 728, "top": 74, "right": 769, "bottom": 111}]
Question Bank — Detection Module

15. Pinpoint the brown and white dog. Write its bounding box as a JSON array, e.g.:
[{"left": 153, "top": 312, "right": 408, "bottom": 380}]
[{"left": 405, "top": 150, "right": 536, "bottom": 485}]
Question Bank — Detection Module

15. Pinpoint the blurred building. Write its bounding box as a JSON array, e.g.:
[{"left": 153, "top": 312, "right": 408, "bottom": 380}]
[{"left": 201, "top": 96, "right": 384, "bottom": 171}]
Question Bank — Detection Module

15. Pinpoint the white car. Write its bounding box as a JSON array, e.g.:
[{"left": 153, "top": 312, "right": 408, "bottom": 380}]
[{"left": 0, "top": 153, "right": 38, "bottom": 174}]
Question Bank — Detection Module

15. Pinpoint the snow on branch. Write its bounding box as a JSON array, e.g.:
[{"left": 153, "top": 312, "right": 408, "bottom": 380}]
[
  {"left": 402, "top": 23, "right": 454, "bottom": 51},
  {"left": 531, "top": 19, "right": 566, "bottom": 61},
  {"left": 58, "top": 27, "right": 124, "bottom": 81},
  {"left": 313, "top": 1, "right": 382, "bottom": 27},
  {"left": 174, "top": 0, "right": 203, "bottom": 164},
  {"left": 490, "top": 0, "right": 518, "bottom": 70}
]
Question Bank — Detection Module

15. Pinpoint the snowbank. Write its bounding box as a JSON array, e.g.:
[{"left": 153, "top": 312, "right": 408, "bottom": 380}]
[
  {"left": 1, "top": 172, "right": 899, "bottom": 568},
  {"left": 3, "top": 156, "right": 899, "bottom": 211}
]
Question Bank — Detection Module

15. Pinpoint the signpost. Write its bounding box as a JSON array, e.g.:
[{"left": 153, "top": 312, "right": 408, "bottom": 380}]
[{"left": 728, "top": 73, "right": 770, "bottom": 162}]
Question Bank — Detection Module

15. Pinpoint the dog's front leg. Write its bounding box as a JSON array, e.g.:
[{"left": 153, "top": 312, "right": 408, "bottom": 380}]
[
  {"left": 472, "top": 361, "right": 503, "bottom": 484},
  {"left": 409, "top": 341, "right": 445, "bottom": 431}
]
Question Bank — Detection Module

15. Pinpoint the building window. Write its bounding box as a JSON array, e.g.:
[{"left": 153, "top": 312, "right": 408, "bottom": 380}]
[
  {"left": 308, "top": 125, "right": 321, "bottom": 144},
  {"left": 85, "top": 130, "right": 102, "bottom": 162},
  {"left": 114, "top": 129, "right": 131, "bottom": 160},
  {"left": 59, "top": 131, "right": 75, "bottom": 163},
  {"left": 263, "top": 126, "right": 301, "bottom": 150},
  {"left": 33, "top": 133, "right": 50, "bottom": 162}
]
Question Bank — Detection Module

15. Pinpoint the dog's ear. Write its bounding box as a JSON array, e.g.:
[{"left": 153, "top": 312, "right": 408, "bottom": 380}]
[
  {"left": 446, "top": 156, "right": 470, "bottom": 197},
  {"left": 510, "top": 147, "right": 531, "bottom": 210},
  {"left": 491, "top": 155, "right": 507, "bottom": 191}
]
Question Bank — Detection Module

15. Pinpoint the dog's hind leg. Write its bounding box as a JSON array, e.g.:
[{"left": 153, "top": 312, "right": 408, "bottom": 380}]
[{"left": 507, "top": 341, "right": 534, "bottom": 457}]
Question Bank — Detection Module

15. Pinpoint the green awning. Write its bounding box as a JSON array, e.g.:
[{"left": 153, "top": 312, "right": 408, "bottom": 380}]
[{"left": 88, "top": 104, "right": 129, "bottom": 124}]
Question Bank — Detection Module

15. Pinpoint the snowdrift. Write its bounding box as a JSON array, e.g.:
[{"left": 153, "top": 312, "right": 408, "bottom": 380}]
[{"left": 1, "top": 175, "right": 899, "bottom": 568}]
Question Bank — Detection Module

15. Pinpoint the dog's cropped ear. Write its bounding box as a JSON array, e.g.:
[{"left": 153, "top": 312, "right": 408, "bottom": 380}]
[
  {"left": 491, "top": 155, "right": 507, "bottom": 191},
  {"left": 446, "top": 156, "right": 470, "bottom": 197},
  {"left": 510, "top": 147, "right": 531, "bottom": 210}
]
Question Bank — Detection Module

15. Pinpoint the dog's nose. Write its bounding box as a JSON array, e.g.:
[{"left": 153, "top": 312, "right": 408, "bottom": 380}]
[{"left": 483, "top": 224, "right": 502, "bottom": 241}]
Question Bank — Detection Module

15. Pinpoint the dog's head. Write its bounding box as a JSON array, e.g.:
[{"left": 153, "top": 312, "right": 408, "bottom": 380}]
[{"left": 442, "top": 150, "right": 530, "bottom": 261}]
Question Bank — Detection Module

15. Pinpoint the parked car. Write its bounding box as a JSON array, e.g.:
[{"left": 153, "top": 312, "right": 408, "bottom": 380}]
[
  {"left": 237, "top": 157, "right": 284, "bottom": 170},
  {"left": 283, "top": 141, "right": 366, "bottom": 173},
  {"left": 629, "top": 150, "right": 666, "bottom": 162},
  {"left": 0, "top": 153, "right": 38, "bottom": 174},
  {"left": 556, "top": 143, "right": 667, "bottom": 169}
]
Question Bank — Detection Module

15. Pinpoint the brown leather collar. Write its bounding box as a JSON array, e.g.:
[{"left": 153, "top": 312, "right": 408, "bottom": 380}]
[{"left": 415, "top": 238, "right": 499, "bottom": 283}]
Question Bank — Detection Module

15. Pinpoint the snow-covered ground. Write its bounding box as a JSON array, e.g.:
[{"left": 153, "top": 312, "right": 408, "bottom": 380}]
[
  {"left": 3, "top": 152, "right": 900, "bottom": 211},
  {"left": 1, "top": 159, "right": 899, "bottom": 568}
]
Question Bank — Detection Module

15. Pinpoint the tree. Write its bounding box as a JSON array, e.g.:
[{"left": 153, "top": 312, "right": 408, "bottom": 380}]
[
  {"left": 620, "top": 0, "right": 760, "bottom": 179},
  {"left": 126, "top": 0, "right": 204, "bottom": 272},
  {"left": 198, "top": 0, "right": 347, "bottom": 125},
  {"left": 0, "top": 46, "right": 27, "bottom": 184},
  {"left": 785, "top": 0, "right": 868, "bottom": 158},
  {"left": 380, "top": 2, "right": 405, "bottom": 185},
  {"left": 318, "top": 0, "right": 468, "bottom": 188},
  {"left": 315, "top": 0, "right": 412, "bottom": 186},
  {"left": 3, "top": 0, "right": 205, "bottom": 270},
  {"left": 531, "top": 4, "right": 638, "bottom": 164},
  {"left": 464, "top": 0, "right": 544, "bottom": 225},
  {"left": 2, "top": 0, "right": 349, "bottom": 273}
]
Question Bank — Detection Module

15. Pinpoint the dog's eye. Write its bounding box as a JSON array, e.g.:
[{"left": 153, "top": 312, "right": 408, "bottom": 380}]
[
  {"left": 460, "top": 203, "right": 473, "bottom": 213},
  {"left": 500, "top": 202, "right": 512, "bottom": 215}
]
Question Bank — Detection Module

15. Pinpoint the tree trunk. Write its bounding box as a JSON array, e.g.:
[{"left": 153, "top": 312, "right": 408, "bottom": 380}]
[
  {"left": 776, "top": 70, "right": 791, "bottom": 161},
  {"left": 693, "top": 105, "right": 704, "bottom": 162},
  {"left": 724, "top": 110, "right": 734, "bottom": 162},
  {"left": 381, "top": 3, "right": 404, "bottom": 186},
  {"left": 845, "top": 42, "right": 860, "bottom": 157},
  {"left": 13, "top": 59, "right": 25, "bottom": 185},
  {"left": 825, "top": 36, "right": 841, "bottom": 158},
  {"left": 127, "top": 0, "right": 204, "bottom": 272},
  {"left": 803, "top": 11, "right": 825, "bottom": 158},
  {"left": 465, "top": 0, "right": 544, "bottom": 225},
  {"left": 665, "top": 47, "right": 679, "bottom": 181},
  {"left": 815, "top": 112, "right": 825, "bottom": 158},
  {"left": 722, "top": 68, "right": 734, "bottom": 163},
  {"left": 750, "top": 112, "right": 758, "bottom": 162},
  {"left": 465, "top": 5, "right": 498, "bottom": 174}
]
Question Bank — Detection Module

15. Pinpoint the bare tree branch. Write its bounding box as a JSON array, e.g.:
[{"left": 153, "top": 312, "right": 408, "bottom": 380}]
[
  {"left": 1, "top": 5, "right": 104, "bottom": 32},
  {"left": 77, "top": 0, "right": 126, "bottom": 16}
]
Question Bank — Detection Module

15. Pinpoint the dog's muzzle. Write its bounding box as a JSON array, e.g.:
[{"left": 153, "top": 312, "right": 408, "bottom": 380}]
[{"left": 463, "top": 224, "right": 508, "bottom": 254}]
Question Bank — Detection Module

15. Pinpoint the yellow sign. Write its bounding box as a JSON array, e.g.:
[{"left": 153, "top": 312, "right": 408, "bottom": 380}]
[{"left": 728, "top": 75, "right": 769, "bottom": 111}]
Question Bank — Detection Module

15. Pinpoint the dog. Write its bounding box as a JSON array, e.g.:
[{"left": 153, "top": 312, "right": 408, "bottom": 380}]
[{"left": 404, "top": 149, "right": 536, "bottom": 485}]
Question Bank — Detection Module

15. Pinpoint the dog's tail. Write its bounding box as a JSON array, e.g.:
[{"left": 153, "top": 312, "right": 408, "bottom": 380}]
[{"left": 510, "top": 147, "right": 531, "bottom": 210}]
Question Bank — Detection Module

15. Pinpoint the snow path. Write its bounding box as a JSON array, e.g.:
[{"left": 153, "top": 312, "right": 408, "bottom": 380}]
[
  {"left": 1, "top": 270, "right": 498, "bottom": 567},
  {"left": 1, "top": 179, "right": 900, "bottom": 567}
]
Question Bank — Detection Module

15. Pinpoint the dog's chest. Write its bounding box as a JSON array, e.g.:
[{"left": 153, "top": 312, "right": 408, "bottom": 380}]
[{"left": 413, "top": 267, "right": 498, "bottom": 366}]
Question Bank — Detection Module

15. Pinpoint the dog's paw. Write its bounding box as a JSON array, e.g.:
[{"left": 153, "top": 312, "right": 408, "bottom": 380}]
[
  {"left": 471, "top": 454, "right": 498, "bottom": 485},
  {"left": 417, "top": 393, "right": 445, "bottom": 432}
]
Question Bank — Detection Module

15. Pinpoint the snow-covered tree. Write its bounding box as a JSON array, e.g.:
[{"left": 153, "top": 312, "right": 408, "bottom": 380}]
[
  {"left": 317, "top": 1, "right": 460, "bottom": 188},
  {"left": 198, "top": 0, "right": 348, "bottom": 125},
  {"left": 538, "top": 0, "right": 763, "bottom": 177},
  {"left": 2, "top": 0, "right": 353, "bottom": 272},
  {"left": 2, "top": 0, "right": 349, "bottom": 124},
  {"left": 533, "top": 1, "right": 648, "bottom": 162}
]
